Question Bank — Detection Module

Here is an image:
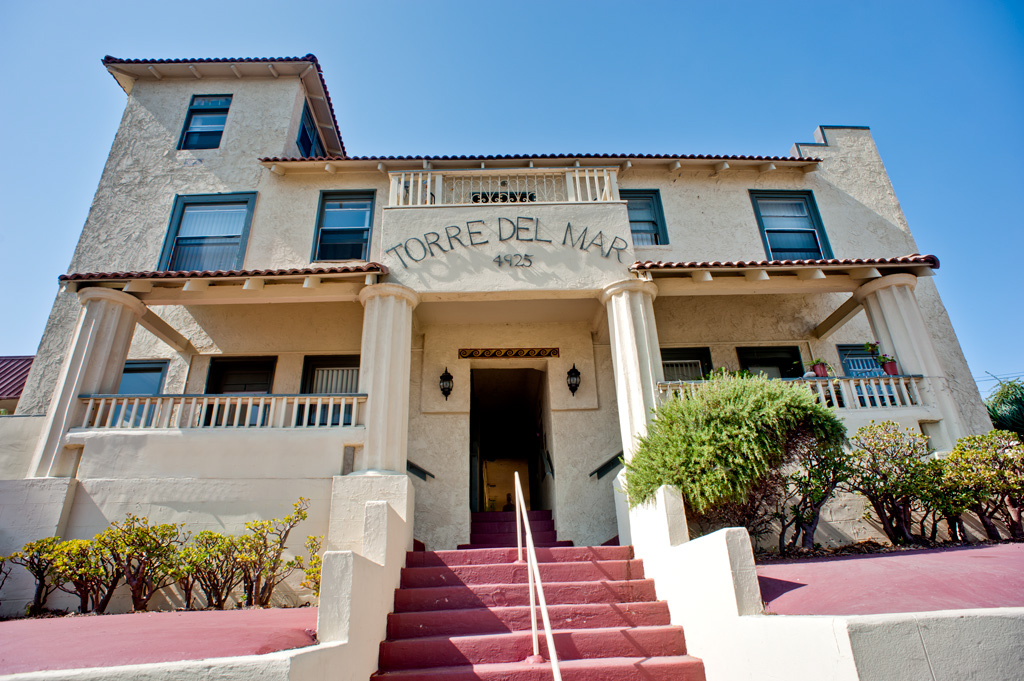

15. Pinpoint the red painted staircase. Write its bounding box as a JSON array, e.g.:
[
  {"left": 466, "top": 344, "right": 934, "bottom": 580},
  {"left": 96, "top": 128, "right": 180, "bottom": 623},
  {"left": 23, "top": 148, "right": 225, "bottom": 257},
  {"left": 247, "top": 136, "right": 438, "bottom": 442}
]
[
  {"left": 372, "top": 511, "right": 705, "bottom": 680},
  {"left": 458, "top": 510, "right": 573, "bottom": 550}
]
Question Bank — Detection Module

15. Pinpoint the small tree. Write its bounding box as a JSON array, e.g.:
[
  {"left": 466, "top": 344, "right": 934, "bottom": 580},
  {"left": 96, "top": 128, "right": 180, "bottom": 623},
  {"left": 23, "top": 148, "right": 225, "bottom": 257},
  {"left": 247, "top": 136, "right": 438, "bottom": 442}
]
[
  {"left": 0, "top": 555, "right": 11, "bottom": 609},
  {"left": 190, "top": 531, "right": 242, "bottom": 610},
  {"left": 299, "top": 535, "right": 323, "bottom": 597},
  {"left": 987, "top": 379, "right": 1024, "bottom": 438},
  {"left": 49, "top": 539, "right": 123, "bottom": 614},
  {"left": 625, "top": 374, "right": 846, "bottom": 518},
  {"left": 97, "top": 515, "right": 186, "bottom": 611},
  {"left": 945, "top": 431, "right": 1023, "bottom": 539},
  {"left": 777, "top": 431, "right": 853, "bottom": 552},
  {"left": 172, "top": 545, "right": 204, "bottom": 610},
  {"left": 915, "top": 457, "right": 982, "bottom": 543},
  {"left": 9, "top": 537, "right": 62, "bottom": 615},
  {"left": 237, "top": 498, "right": 310, "bottom": 607},
  {"left": 846, "top": 422, "right": 929, "bottom": 545}
]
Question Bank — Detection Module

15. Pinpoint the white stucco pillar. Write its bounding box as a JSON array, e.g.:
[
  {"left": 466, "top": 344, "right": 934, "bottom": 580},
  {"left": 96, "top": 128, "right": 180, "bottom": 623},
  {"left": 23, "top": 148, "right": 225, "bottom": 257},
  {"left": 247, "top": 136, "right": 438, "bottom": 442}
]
[
  {"left": 853, "top": 273, "right": 964, "bottom": 441},
  {"left": 356, "top": 284, "right": 419, "bottom": 474},
  {"left": 29, "top": 288, "right": 146, "bottom": 477},
  {"left": 601, "top": 280, "right": 664, "bottom": 461}
]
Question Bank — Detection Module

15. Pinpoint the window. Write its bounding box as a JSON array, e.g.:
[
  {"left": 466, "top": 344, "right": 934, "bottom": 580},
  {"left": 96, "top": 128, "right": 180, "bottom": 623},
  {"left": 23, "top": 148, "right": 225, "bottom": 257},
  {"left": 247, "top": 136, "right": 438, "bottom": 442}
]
[
  {"left": 296, "top": 103, "right": 325, "bottom": 158},
  {"left": 661, "top": 347, "right": 713, "bottom": 380},
  {"left": 749, "top": 191, "right": 832, "bottom": 261},
  {"left": 313, "top": 191, "right": 374, "bottom": 261},
  {"left": 620, "top": 190, "right": 668, "bottom": 246},
  {"left": 298, "top": 356, "right": 360, "bottom": 426},
  {"left": 178, "top": 95, "right": 232, "bottom": 150},
  {"left": 204, "top": 357, "right": 276, "bottom": 427},
  {"left": 837, "top": 344, "right": 884, "bottom": 377},
  {"left": 158, "top": 193, "right": 257, "bottom": 272},
  {"left": 115, "top": 360, "right": 168, "bottom": 426},
  {"left": 736, "top": 346, "right": 804, "bottom": 379}
]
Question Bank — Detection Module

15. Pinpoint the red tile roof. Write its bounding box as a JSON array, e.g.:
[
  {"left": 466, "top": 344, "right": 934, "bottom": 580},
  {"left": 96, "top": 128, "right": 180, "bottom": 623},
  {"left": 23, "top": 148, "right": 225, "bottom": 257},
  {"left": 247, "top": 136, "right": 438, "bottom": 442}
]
[
  {"left": 260, "top": 152, "right": 821, "bottom": 163},
  {"left": 59, "top": 263, "right": 388, "bottom": 282},
  {"left": 0, "top": 356, "right": 33, "bottom": 400},
  {"left": 102, "top": 55, "right": 346, "bottom": 157},
  {"left": 631, "top": 254, "right": 940, "bottom": 271}
]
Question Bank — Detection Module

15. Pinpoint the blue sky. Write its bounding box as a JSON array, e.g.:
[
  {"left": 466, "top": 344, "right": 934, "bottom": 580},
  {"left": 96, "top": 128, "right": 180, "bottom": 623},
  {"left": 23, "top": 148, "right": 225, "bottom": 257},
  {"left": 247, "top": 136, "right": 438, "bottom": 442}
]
[{"left": 1, "top": 1, "right": 1021, "bottom": 395}]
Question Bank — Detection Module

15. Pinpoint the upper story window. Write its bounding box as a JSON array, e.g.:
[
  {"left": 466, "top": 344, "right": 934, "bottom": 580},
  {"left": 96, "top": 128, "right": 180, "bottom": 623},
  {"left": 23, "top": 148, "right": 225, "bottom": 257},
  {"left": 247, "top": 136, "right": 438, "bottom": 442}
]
[
  {"left": 158, "top": 193, "right": 257, "bottom": 272},
  {"left": 178, "top": 95, "right": 232, "bottom": 150},
  {"left": 297, "top": 103, "right": 325, "bottom": 158},
  {"left": 837, "top": 344, "right": 885, "bottom": 377},
  {"left": 661, "top": 347, "right": 713, "bottom": 380},
  {"left": 750, "top": 191, "right": 832, "bottom": 261},
  {"left": 620, "top": 190, "right": 668, "bottom": 246},
  {"left": 737, "top": 346, "right": 804, "bottom": 379},
  {"left": 313, "top": 191, "right": 374, "bottom": 261}
]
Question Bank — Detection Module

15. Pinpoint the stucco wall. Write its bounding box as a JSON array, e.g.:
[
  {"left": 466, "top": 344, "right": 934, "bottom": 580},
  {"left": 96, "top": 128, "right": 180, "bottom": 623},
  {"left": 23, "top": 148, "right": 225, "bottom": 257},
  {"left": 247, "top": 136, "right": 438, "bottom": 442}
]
[{"left": 0, "top": 415, "right": 45, "bottom": 479}]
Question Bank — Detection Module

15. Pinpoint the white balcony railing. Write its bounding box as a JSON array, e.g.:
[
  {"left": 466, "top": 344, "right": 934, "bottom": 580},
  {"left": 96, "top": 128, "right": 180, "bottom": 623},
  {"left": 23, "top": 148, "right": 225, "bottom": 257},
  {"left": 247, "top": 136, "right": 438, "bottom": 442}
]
[
  {"left": 657, "top": 375, "right": 929, "bottom": 412},
  {"left": 388, "top": 167, "right": 619, "bottom": 207},
  {"left": 78, "top": 393, "right": 367, "bottom": 430}
]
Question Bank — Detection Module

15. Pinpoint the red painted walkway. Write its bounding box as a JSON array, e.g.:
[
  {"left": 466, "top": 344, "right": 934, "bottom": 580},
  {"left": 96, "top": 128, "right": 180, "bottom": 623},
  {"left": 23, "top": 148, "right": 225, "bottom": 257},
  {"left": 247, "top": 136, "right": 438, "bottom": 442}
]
[
  {"left": 0, "top": 607, "right": 317, "bottom": 675},
  {"left": 757, "top": 543, "right": 1024, "bottom": 615}
]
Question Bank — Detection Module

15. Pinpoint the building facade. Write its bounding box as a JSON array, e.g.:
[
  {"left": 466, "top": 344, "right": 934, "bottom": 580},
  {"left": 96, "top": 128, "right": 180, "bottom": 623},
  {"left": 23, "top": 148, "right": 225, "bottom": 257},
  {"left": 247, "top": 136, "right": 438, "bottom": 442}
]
[{"left": 0, "top": 55, "right": 989, "bottom": 601}]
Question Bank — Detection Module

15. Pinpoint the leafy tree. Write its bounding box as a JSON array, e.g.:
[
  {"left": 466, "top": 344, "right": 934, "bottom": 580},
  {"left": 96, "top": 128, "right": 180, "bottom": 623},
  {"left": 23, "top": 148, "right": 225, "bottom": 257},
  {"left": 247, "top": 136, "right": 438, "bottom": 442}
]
[
  {"left": 49, "top": 539, "right": 122, "bottom": 614},
  {"left": 624, "top": 374, "right": 846, "bottom": 518},
  {"left": 299, "top": 535, "right": 323, "bottom": 596},
  {"left": 97, "top": 515, "right": 186, "bottom": 611},
  {"left": 172, "top": 545, "right": 204, "bottom": 610},
  {"left": 237, "top": 498, "right": 310, "bottom": 607},
  {"left": 846, "top": 422, "right": 930, "bottom": 545},
  {"left": 915, "top": 458, "right": 980, "bottom": 543},
  {"left": 987, "top": 379, "right": 1024, "bottom": 438},
  {"left": 8, "top": 537, "right": 62, "bottom": 615},
  {"left": 946, "top": 430, "right": 1024, "bottom": 539},
  {"left": 777, "top": 432, "right": 853, "bottom": 552},
  {"left": 190, "top": 531, "right": 242, "bottom": 610}
]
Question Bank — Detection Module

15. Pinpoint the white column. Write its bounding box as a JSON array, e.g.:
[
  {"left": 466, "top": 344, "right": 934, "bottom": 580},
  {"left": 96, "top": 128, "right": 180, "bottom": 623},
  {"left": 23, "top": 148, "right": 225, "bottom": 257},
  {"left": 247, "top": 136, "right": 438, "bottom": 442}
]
[
  {"left": 29, "top": 288, "right": 146, "bottom": 477},
  {"left": 601, "top": 280, "right": 664, "bottom": 460},
  {"left": 356, "top": 284, "right": 419, "bottom": 474},
  {"left": 853, "top": 273, "right": 964, "bottom": 441}
]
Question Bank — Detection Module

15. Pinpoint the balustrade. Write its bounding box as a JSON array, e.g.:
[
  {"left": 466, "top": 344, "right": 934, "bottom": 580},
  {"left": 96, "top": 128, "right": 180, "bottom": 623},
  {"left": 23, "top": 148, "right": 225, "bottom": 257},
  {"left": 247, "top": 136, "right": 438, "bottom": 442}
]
[{"left": 388, "top": 167, "right": 619, "bottom": 207}]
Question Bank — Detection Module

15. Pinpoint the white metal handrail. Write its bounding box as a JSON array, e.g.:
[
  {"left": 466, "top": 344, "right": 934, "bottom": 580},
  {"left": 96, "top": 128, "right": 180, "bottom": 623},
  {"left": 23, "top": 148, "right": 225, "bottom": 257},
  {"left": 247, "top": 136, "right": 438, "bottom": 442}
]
[
  {"left": 389, "top": 167, "right": 619, "bottom": 207},
  {"left": 513, "top": 471, "right": 562, "bottom": 680},
  {"left": 77, "top": 393, "right": 367, "bottom": 430},
  {"left": 656, "top": 375, "right": 929, "bottom": 411}
]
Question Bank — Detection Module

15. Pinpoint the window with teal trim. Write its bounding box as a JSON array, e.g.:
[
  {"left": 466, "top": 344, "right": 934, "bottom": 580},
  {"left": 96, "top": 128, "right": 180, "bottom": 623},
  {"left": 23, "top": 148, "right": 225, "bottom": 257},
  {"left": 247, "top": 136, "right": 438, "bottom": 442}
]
[
  {"left": 313, "top": 191, "right": 374, "bottom": 261},
  {"left": 749, "top": 191, "right": 832, "bottom": 261},
  {"left": 297, "top": 103, "right": 325, "bottom": 158},
  {"left": 620, "top": 189, "right": 668, "bottom": 246},
  {"left": 158, "top": 193, "right": 257, "bottom": 272},
  {"left": 178, "top": 95, "right": 232, "bottom": 150}
]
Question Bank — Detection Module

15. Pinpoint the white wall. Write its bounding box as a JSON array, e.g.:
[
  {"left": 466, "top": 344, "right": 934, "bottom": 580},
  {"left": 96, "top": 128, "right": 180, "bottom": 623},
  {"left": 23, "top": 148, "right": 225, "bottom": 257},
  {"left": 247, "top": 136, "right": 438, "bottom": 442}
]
[{"left": 0, "top": 415, "right": 45, "bottom": 479}]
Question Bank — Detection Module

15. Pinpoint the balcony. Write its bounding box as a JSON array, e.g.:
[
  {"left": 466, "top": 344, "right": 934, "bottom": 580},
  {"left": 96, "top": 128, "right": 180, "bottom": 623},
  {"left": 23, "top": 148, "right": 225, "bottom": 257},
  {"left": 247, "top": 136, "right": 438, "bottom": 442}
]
[
  {"left": 657, "top": 375, "right": 937, "bottom": 425},
  {"left": 388, "top": 167, "right": 620, "bottom": 207}
]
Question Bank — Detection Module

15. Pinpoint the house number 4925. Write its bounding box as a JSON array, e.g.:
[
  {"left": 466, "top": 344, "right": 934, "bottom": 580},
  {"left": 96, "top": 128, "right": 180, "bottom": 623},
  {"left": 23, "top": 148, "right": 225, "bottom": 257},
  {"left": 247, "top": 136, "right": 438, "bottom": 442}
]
[{"left": 493, "top": 254, "right": 533, "bottom": 267}]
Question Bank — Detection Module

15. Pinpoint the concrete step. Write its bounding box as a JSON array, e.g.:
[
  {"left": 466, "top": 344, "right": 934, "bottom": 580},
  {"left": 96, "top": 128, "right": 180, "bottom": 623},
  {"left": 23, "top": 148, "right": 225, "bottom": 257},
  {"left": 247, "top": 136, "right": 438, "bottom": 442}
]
[
  {"left": 470, "top": 531, "right": 559, "bottom": 544},
  {"left": 371, "top": 654, "right": 706, "bottom": 680},
  {"left": 405, "top": 545, "right": 633, "bottom": 567},
  {"left": 457, "top": 541, "right": 575, "bottom": 550},
  {"left": 471, "top": 511, "right": 551, "bottom": 523},
  {"left": 379, "top": 625, "right": 687, "bottom": 670},
  {"left": 386, "top": 601, "right": 671, "bottom": 639},
  {"left": 393, "top": 579, "right": 659, "bottom": 612},
  {"left": 399, "top": 559, "right": 644, "bottom": 589},
  {"left": 468, "top": 520, "right": 557, "bottom": 536}
]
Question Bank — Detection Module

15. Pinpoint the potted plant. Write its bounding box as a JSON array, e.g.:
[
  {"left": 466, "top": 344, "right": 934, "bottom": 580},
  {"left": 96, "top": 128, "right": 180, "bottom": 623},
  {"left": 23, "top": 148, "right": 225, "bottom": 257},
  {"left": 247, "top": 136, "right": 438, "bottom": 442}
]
[
  {"left": 864, "top": 342, "right": 898, "bottom": 376},
  {"left": 805, "top": 359, "right": 832, "bottom": 377}
]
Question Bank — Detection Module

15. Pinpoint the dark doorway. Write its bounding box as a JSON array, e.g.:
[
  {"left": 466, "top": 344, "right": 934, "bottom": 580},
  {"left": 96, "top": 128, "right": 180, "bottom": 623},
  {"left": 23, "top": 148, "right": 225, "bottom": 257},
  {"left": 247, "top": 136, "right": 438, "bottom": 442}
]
[
  {"left": 469, "top": 368, "right": 547, "bottom": 513},
  {"left": 204, "top": 357, "right": 276, "bottom": 426}
]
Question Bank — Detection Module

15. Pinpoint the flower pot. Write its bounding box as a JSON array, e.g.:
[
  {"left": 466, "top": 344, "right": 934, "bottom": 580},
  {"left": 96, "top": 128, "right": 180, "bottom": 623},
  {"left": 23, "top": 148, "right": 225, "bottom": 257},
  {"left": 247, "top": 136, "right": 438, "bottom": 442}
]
[
  {"left": 882, "top": 361, "right": 898, "bottom": 376},
  {"left": 812, "top": 363, "right": 828, "bottom": 377}
]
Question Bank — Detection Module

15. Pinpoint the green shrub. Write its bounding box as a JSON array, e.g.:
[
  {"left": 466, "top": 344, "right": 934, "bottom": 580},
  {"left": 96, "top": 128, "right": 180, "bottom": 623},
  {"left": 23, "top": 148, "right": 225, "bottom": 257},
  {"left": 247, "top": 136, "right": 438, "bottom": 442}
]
[
  {"left": 97, "top": 515, "right": 185, "bottom": 611},
  {"left": 8, "top": 537, "right": 62, "bottom": 615},
  {"left": 0, "top": 554, "right": 11, "bottom": 609},
  {"left": 945, "top": 430, "right": 1023, "bottom": 539},
  {"left": 190, "top": 531, "right": 242, "bottom": 610},
  {"left": 624, "top": 374, "right": 846, "bottom": 544},
  {"left": 49, "top": 539, "right": 122, "bottom": 614},
  {"left": 987, "top": 379, "right": 1024, "bottom": 438},
  {"left": 299, "top": 535, "right": 323, "bottom": 596},
  {"left": 237, "top": 498, "right": 309, "bottom": 607}
]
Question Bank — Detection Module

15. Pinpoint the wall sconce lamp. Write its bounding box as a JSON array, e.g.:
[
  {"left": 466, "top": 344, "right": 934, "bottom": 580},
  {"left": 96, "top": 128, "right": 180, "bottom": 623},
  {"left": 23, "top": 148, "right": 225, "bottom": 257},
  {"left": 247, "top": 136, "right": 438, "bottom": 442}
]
[
  {"left": 566, "top": 363, "right": 581, "bottom": 396},
  {"left": 439, "top": 367, "right": 454, "bottom": 400}
]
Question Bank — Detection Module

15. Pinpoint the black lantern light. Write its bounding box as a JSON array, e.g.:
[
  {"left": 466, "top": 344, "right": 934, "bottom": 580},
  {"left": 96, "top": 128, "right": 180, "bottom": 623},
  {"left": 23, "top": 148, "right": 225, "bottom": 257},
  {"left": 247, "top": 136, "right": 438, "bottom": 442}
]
[
  {"left": 566, "top": 363, "right": 581, "bottom": 396},
  {"left": 439, "top": 367, "right": 454, "bottom": 400}
]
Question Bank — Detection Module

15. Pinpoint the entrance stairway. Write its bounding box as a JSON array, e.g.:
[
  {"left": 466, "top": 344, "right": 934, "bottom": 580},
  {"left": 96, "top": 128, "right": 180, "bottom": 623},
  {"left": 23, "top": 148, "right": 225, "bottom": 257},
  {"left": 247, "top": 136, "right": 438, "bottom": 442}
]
[
  {"left": 459, "top": 510, "right": 573, "bottom": 549},
  {"left": 371, "top": 530, "right": 706, "bottom": 680}
]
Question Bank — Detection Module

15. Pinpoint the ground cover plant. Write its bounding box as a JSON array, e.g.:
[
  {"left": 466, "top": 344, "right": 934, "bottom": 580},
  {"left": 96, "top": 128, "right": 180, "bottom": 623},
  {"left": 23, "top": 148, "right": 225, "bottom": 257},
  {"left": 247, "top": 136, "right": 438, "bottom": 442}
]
[{"left": 0, "top": 498, "right": 323, "bottom": 617}]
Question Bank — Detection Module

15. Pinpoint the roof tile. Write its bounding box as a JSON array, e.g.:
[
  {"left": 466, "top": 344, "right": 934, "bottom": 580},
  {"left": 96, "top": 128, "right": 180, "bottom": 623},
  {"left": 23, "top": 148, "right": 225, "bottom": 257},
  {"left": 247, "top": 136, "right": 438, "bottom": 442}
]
[
  {"left": 0, "top": 356, "right": 33, "bottom": 400},
  {"left": 59, "top": 263, "right": 388, "bottom": 282},
  {"left": 631, "top": 254, "right": 940, "bottom": 271}
]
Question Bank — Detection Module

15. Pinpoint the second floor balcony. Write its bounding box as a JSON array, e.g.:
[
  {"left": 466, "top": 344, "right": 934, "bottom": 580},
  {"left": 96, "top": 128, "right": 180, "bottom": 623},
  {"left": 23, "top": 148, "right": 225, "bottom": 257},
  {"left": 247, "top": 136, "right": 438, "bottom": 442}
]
[{"left": 388, "top": 167, "right": 620, "bottom": 207}]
